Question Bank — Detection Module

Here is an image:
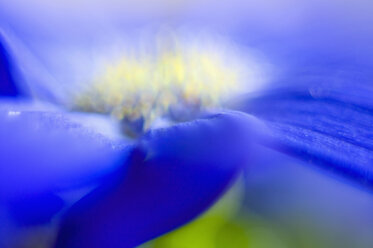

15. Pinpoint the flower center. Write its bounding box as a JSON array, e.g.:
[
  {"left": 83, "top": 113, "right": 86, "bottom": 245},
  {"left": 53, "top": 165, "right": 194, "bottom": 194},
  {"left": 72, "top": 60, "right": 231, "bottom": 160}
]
[{"left": 73, "top": 31, "right": 261, "bottom": 137}]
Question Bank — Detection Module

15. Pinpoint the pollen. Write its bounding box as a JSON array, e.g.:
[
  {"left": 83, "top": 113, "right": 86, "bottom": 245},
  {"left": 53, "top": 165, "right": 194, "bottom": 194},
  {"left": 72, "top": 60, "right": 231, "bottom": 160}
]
[{"left": 73, "top": 31, "right": 255, "bottom": 135}]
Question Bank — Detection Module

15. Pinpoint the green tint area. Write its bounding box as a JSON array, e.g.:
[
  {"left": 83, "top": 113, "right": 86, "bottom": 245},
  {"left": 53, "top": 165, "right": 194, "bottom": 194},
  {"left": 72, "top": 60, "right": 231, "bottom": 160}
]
[
  {"left": 144, "top": 175, "right": 373, "bottom": 248},
  {"left": 149, "top": 178, "right": 247, "bottom": 248},
  {"left": 145, "top": 178, "right": 292, "bottom": 248}
]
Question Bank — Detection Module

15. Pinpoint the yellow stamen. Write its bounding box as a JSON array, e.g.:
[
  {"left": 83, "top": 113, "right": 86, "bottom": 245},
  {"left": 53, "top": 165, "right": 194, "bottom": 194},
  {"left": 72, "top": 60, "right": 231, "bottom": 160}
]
[{"left": 73, "top": 30, "right": 253, "bottom": 133}]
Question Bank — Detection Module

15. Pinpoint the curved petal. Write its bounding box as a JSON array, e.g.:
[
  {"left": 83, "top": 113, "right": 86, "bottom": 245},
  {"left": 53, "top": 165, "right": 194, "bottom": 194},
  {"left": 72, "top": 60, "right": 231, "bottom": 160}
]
[
  {"left": 0, "top": 107, "right": 131, "bottom": 199},
  {"left": 234, "top": 86, "right": 373, "bottom": 189},
  {"left": 0, "top": 33, "right": 23, "bottom": 97},
  {"left": 54, "top": 111, "right": 261, "bottom": 248}
]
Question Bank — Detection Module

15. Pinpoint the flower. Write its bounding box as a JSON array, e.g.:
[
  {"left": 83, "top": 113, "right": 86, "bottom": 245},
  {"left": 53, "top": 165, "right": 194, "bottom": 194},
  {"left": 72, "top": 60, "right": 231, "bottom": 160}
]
[
  {"left": 0, "top": 31, "right": 263, "bottom": 247},
  {"left": 1, "top": 1, "right": 373, "bottom": 247}
]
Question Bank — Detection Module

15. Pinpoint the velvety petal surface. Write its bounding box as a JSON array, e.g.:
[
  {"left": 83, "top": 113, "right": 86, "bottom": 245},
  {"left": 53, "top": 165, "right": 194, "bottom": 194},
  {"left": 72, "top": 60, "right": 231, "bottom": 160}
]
[
  {"left": 0, "top": 108, "right": 130, "bottom": 199},
  {"left": 54, "top": 111, "right": 262, "bottom": 248},
  {"left": 6, "top": 191, "right": 65, "bottom": 226},
  {"left": 234, "top": 86, "right": 373, "bottom": 189}
]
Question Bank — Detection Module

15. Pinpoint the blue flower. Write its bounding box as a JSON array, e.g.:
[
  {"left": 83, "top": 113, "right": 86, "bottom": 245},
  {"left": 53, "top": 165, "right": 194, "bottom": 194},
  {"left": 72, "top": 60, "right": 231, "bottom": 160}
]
[
  {"left": 1, "top": 1, "right": 372, "bottom": 247},
  {"left": 0, "top": 32, "right": 262, "bottom": 247}
]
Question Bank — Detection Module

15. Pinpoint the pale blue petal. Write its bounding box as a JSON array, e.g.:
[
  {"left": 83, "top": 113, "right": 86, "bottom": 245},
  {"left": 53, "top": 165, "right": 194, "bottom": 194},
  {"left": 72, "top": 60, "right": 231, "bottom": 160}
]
[
  {"left": 235, "top": 86, "right": 373, "bottom": 189},
  {"left": 0, "top": 107, "right": 131, "bottom": 199}
]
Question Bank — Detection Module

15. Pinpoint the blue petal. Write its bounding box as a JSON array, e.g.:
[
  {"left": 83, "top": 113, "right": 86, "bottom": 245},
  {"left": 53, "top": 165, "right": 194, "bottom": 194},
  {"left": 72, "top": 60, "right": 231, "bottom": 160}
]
[
  {"left": 0, "top": 33, "right": 22, "bottom": 97},
  {"left": 6, "top": 192, "right": 64, "bottom": 226},
  {"left": 54, "top": 111, "right": 260, "bottom": 248},
  {"left": 234, "top": 86, "right": 373, "bottom": 189},
  {"left": 0, "top": 108, "right": 130, "bottom": 199}
]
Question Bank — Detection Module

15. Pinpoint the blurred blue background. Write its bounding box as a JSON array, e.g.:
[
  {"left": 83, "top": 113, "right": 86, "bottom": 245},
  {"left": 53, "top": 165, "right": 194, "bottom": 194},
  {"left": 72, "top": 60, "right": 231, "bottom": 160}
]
[{"left": 1, "top": 1, "right": 373, "bottom": 247}]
